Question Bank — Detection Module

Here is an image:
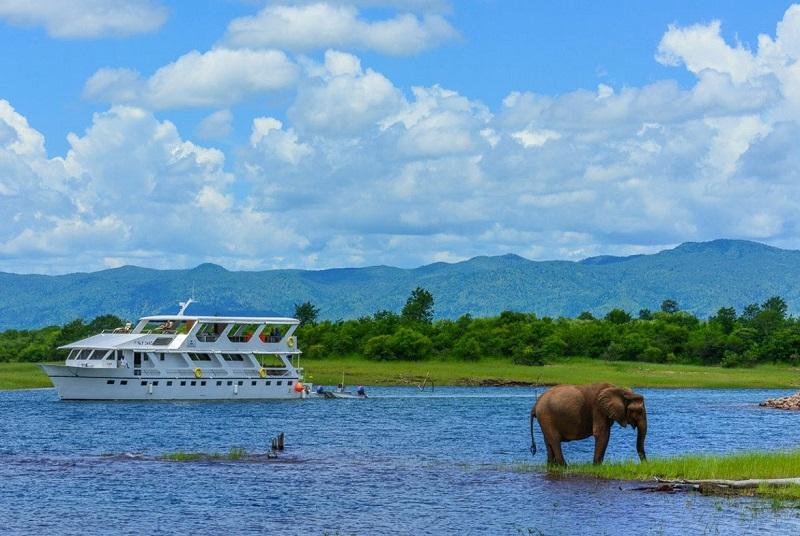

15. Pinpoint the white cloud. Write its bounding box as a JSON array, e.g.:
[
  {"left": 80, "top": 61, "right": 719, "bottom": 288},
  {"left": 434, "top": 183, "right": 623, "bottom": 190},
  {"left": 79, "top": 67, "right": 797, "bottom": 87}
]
[
  {"left": 289, "top": 50, "right": 404, "bottom": 135},
  {"left": 85, "top": 48, "right": 299, "bottom": 109},
  {"left": 0, "top": 102, "right": 309, "bottom": 272},
  {"left": 0, "top": 0, "right": 167, "bottom": 38},
  {"left": 223, "top": 2, "right": 457, "bottom": 55},
  {"left": 196, "top": 110, "right": 234, "bottom": 140},
  {"left": 250, "top": 117, "right": 312, "bottom": 164},
  {"left": 10, "top": 5, "right": 800, "bottom": 273}
]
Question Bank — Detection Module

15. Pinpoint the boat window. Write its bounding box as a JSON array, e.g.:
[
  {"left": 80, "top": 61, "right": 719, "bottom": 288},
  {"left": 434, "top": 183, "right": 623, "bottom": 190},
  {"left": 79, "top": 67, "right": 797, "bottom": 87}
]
[
  {"left": 190, "top": 381, "right": 197, "bottom": 386},
  {"left": 227, "top": 324, "right": 257, "bottom": 343},
  {"left": 216, "top": 381, "right": 222, "bottom": 386},
  {"left": 277, "top": 381, "right": 282, "bottom": 386},
  {"left": 188, "top": 352, "right": 212, "bottom": 361},
  {"left": 153, "top": 381, "right": 159, "bottom": 386},
  {"left": 266, "top": 381, "right": 271, "bottom": 386},
  {"left": 255, "top": 354, "right": 285, "bottom": 369},
  {"left": 106, "top": 380, "right": 114, "bottom": 384},
  {"left": 251, "top": 380, "right": 257, "bottom": 386},
  {"left": 67, "top": 350, "right": 78, "bottom": 360},
  {"left": 222, "top": 353, "right": 245, "bottom": 361},
  {"left": 227, "top": 381, "right": 233, "bottom": 386},
  {"left": 180, "top": 381, "right": 186, "bottom": 386},
  {"left": 196, "top": 322, "right": 225, "bottom": 343},
  {"left": 237, "top": 380, "right": 243, "bottom": 386},
  {"left": 153, "top": 338, "right": 172, "bottom": 346},
  {"left": 200, "top": 381, "right": 206, "bottom": 386},
  {"left": 141, "top": 381, "right": 147, "bottom": 386},
  {"left": 90, "top": 350, "right": 108, "bottom": 360},
  {"left": 288, "top": 381, "right": 293, "bottom": 386},
  {"left": 78, "top": 349, "right": 93, "bottom": 360},
  {"left": 166, "top": 381, "right": 173, "bottom": 386},
  {"left": 120, "top": 380, "right": 127, "bottom": 385},
  {"left": 260, "top": 324, "right": 287, "bottom": 343}
]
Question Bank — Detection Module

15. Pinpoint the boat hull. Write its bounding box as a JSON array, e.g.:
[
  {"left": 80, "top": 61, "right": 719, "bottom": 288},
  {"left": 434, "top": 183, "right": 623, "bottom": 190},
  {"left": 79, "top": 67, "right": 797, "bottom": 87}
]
[{"left": 40, "top": 365, "right": 304, "bottom": 401}]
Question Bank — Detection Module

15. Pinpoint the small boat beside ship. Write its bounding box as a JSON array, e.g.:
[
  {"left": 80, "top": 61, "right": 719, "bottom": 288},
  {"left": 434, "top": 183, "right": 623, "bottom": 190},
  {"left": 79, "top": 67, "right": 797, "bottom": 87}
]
[{"left": 40, "top": 300, "right": 309, "bottom": 401}]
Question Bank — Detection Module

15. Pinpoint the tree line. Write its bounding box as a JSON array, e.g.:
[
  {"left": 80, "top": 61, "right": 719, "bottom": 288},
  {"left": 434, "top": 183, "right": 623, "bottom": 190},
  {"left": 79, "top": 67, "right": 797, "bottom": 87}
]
[{"left": 2, "top": 289, "right": 800, "bottom": 368}]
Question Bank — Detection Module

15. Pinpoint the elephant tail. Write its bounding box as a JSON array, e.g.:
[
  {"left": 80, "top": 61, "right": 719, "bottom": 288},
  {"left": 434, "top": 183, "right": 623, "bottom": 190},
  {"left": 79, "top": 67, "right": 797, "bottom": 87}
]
[{"left": 529, "top": 406, "right": 537, "bottom": 457}]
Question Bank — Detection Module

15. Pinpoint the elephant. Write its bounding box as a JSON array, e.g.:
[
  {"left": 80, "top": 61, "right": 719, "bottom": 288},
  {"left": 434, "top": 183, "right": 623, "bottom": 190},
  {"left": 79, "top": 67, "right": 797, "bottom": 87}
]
[{"left": 529, "top": 382, "right": 647, "bottom": 466}]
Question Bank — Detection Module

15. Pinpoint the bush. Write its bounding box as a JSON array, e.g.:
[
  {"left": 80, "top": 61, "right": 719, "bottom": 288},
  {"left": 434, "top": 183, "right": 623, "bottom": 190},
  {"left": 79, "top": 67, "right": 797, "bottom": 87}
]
[
  {"left": 363, "top": 335, "right": 395, "bottom": 361},
  {"left": 301, "top": 343, "right": 327, "bottom": 359},
  {"left": 451, "top": 337, "right": 482, "bottom": 361},
  {"left": 512, "top": 346, "right": 545, "bottom": 366},
  {"left": 720, "top": 350, "right": 758, "bottom": 368}
]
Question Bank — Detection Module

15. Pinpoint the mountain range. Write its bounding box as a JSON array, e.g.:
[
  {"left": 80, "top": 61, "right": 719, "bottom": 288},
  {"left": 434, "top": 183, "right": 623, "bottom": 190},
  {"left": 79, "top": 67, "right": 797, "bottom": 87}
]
[{"left": 1, "top": 239, "right": 798, "bottom": 330}]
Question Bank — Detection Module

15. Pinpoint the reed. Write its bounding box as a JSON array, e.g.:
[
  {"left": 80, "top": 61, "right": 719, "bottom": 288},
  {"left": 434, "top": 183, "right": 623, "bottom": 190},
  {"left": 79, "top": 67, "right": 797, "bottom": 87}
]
[{"left": 160, "top": 447, "right": 248, "bottom": 462}]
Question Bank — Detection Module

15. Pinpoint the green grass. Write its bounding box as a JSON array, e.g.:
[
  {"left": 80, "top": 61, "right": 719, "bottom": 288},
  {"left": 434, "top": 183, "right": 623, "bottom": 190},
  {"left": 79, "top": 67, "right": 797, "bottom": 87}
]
[
  {"left": 302, "top": 356, "right": 800, "bottom": 389},
  {"left": 549, "top": 450, "right": 800, "bottom": 481},
  {"left": 522, "top": 450, "right": 800, "bottom": 502},
  {"left": 3, "top": 357, "right": 800, "bottom": 391},
  {"left": 160, "top": 447, "right": 247, "bottom": 462},
  {"left": 0, "top": 362, "right": 53, "bottom": 390}
]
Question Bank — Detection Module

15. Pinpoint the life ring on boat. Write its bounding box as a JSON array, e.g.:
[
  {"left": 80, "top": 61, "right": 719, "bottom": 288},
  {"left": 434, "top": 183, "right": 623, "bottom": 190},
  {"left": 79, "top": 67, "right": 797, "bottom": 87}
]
[
  {"left": 259, "top": 367, "right": 267, "bottom": 378},
  {"left": 193, "top": 367, "right": 203, "bottom": 379},
  {"left": 287, "top": 336, "right": 295, "bottom": 348}
]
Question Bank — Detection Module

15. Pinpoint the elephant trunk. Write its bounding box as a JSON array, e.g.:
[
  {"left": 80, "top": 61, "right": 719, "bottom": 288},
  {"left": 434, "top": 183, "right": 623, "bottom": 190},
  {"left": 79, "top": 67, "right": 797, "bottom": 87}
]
[{"left": 635, "top": 416, "right": 647, "bottom": 461}]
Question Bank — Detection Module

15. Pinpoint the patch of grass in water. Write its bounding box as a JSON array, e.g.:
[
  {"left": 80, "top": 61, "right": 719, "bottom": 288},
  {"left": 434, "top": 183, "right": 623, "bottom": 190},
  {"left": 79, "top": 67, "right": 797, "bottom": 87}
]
[
  {"left": 511, "top": 450, "right": 800, "bottom": 506},
  {"left": 549, "top": 450, "right": 800, "bottom": 481},
  {"left": 160, "top": 447, "right": 248, "bottom": 462}
]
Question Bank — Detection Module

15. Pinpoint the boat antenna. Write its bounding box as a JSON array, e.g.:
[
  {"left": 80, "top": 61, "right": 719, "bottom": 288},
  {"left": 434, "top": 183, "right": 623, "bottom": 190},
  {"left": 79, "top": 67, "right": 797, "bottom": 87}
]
[{"left": 178, "top": 297, "right": 195, "bottom": 316}]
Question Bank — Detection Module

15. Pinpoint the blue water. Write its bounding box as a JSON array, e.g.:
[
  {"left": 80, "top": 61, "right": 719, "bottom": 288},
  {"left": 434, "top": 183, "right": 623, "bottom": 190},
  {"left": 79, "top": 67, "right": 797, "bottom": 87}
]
[{"left": 3, "top": 387, "right": 800, "bottom": 535}]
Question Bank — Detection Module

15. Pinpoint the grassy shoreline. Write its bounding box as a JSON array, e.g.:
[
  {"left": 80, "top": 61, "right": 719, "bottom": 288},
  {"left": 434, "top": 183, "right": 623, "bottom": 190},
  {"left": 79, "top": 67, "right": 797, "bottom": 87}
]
[
  {"left": 3, "top": 357, "right": 800, "bottom": 391},
  {"left": 531, "top": 450, "right": 800, "bottom": 501}
]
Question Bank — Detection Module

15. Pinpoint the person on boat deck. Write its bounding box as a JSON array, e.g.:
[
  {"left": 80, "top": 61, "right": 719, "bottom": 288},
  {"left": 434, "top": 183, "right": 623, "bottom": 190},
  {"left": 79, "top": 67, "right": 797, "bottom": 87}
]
[
  {"left": 357, "top": 386, "right": 366, "bottom": 397},
  {"left": 316, "top": 385, "right": 325, "bottom": 394}
]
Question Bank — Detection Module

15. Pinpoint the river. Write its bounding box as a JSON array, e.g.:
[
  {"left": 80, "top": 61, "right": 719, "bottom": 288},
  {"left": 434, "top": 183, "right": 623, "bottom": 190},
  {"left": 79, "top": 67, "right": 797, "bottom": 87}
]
[{"left": 2, "top": 387, "right": 800, "bottom": 535}]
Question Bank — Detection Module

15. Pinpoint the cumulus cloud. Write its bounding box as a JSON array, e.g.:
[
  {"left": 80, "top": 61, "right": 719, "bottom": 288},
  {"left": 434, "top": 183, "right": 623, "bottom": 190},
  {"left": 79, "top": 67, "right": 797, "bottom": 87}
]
[
  {"left": 223, "top": 2, "right": 457, "bottom": 55},
  {"left": 233, "top": 5, "right": 800, "bottom": 268},
  {"left": 85, "top": 49, "right": 298, "bottom": 109},
  {"left": 0, "top": 0, "right": 167, "bottom": 38},
  {"left": 195, "top": 110, "right": 234, "bottom": 140},
  {"left": 10, "top": 5, "right": 800, "bottom": 273},
  {"left": 289, "top": 50, "right": 404, "bottom": 135},
  {"left": 0, "top": 102, "right": 308, "bottom": 272}
]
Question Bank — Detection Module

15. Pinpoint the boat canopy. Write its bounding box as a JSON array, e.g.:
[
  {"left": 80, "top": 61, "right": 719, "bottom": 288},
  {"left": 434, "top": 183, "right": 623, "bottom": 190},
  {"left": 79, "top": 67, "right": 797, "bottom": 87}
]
[
  {"left": 59, "top": 333, "right": 146, "bottom": 350},
  {"left": 139, "top": 315, "right": 299, "bottom": 325}
]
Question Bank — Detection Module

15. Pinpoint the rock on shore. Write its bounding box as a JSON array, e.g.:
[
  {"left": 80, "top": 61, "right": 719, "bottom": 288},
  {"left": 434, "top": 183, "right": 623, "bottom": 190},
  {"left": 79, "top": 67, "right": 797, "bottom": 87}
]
[{"left": 760, "top": 392, "right": 800, "bottom": 410}]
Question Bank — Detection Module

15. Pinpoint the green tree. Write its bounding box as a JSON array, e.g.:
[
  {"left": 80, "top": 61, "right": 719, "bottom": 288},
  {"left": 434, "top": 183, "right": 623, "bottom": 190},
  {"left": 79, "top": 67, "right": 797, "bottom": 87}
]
[
  {"left": 294, "top": 301, "right": 320, "bottom": 327},
  {"left": 638, "top": 309, "right": 653, "bottom": 320},
  {"left": 604, "top": 308, "right": 632, "bottom": 324},
  {"left": 710, "top": 307, "right": 737, "bottom": 334},
  {"left": 401, "top": 287, "right": 435, "bottom": 323},
  {"left": 577, "top": 311, "right": 595, "bottom": 320},
  {"left": 660, "top": 299, "right": 679, "bottom": 314}
]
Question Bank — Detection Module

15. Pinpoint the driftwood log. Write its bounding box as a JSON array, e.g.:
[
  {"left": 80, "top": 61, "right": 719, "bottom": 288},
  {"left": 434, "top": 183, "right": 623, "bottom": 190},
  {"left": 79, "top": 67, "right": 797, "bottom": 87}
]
[{"left": 637, "top": 477, "right": 800, "bottom": 494}]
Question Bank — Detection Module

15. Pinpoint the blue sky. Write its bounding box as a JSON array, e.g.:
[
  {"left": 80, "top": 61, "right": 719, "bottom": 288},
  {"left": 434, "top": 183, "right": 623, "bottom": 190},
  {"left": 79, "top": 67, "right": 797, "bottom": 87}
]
[{"left": 0, "top": 1, "right": 799, "bottom": 273}]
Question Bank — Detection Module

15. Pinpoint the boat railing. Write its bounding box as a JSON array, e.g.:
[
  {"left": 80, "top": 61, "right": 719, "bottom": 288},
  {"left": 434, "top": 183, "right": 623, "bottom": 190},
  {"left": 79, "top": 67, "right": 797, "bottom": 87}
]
[{"left": 134, "top": 367, "right": 293, "bottom": 378}]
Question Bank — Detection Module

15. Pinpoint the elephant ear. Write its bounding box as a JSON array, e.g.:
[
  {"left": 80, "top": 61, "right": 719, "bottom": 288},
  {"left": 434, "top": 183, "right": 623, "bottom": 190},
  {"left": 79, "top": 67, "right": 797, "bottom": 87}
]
[{"left": 597, "top": 387, "right": 626, "bottom": 423}]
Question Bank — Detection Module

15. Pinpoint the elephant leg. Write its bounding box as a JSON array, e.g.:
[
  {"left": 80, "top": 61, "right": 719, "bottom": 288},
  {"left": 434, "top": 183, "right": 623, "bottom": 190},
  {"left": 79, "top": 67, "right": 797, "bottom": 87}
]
[
  {"left": 545, "top": 442, "right": 555, "bottom": 465},
  {"left": 550, "top": 440, "right": 566, "bottom": 466},
  {"left": 542, "top": 427, "right": 564, "bottom": 466},
  {"left": 593, "top": 428, "right": 610, "bottom": 465}
]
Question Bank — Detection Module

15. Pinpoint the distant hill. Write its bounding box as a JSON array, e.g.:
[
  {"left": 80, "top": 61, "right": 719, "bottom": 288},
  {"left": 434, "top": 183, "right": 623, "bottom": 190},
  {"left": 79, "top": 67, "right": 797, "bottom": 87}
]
[{"left": 2, "top": 239, "right": 799, "bottom": 330}]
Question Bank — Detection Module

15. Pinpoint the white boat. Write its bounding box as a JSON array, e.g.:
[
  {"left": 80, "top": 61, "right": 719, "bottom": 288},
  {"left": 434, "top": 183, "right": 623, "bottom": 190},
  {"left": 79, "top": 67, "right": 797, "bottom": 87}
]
[{"left": 40, "top": 300, "right": 309, "bottom": 400}]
